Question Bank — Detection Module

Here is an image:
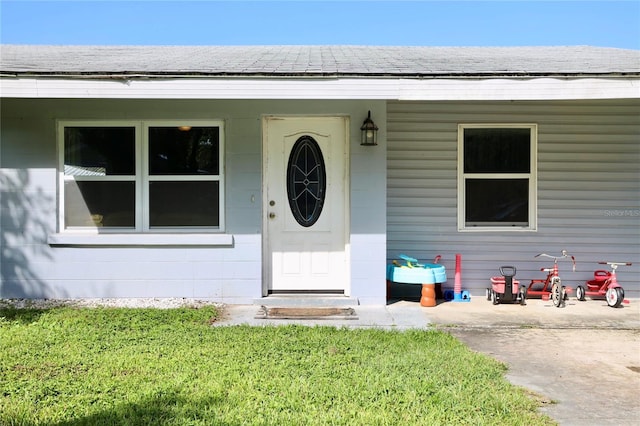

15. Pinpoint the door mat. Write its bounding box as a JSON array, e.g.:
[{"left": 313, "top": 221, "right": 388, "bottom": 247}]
[{"left": 255, "top": 306, "right": 358, "bottom": 320}]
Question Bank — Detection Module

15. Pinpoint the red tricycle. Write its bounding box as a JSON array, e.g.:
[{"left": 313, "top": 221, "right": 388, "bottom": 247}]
[
  {"left": 527, "top": 250, "right": 576, "bottom": 308},
  {"left": 576, "top": 262, "right": 631, "bottom": 308}
]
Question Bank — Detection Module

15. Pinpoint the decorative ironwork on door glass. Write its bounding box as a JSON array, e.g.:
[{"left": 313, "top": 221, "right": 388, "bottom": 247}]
[{"left": 287, "top": 135, "right": 326, "bottom": 227}]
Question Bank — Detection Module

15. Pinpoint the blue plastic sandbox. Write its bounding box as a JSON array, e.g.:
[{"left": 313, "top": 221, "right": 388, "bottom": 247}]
[{"left": 386, "top": 264, "right": 447, "bottom": 284}]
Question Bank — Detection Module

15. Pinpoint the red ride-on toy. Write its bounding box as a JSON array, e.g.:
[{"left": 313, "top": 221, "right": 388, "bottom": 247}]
[
  {"left": 527, "top": 250, "right": 575, "bottom": 308},
  {"left": 576, "top": 262, "right": 632, "bottom": 308},
  {"left": 487, "top": 266, "right": 527, "bottom": 305}
]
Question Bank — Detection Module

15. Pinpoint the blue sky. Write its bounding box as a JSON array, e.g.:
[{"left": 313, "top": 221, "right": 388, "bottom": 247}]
[{"left": 1, "top": 1, "right": 639, "bottom": 49}]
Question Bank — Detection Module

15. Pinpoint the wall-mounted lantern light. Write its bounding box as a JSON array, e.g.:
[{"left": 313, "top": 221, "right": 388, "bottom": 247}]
[{"left": 360, "top": 110, "right": 378, "bottom": 146}]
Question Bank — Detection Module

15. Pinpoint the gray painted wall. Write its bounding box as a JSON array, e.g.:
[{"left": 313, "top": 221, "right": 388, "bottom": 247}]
[
  {"left": 1, "top": 99, "right": 387, "bottom": 304},
  {"left": 387, "top": 99, "right": 640, "bottom": 298}
]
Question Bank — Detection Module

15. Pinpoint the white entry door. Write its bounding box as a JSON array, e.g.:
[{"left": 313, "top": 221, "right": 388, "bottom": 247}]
[{"left": 263, "top": 116, "right": 349, "bottom": 293}]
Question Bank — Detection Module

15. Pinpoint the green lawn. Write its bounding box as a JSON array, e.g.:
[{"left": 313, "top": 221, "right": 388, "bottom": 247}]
[{"left": 0, "top": 305, "right": 554, "bottom": 425}]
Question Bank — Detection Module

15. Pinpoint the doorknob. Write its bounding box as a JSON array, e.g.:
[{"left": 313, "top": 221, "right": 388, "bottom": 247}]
[{"left": 269, "top": 212, "right": 276, "bottom": 219}]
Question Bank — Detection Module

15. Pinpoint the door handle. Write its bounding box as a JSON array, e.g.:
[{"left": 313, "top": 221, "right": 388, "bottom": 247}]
[{"left": 269, "top": 212, "right": 276, "bottom": 219}]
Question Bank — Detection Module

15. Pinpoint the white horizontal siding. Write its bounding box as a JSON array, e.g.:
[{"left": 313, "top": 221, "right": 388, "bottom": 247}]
[{"left": 387, "top": 99, "right": 640, "bottom": 297}]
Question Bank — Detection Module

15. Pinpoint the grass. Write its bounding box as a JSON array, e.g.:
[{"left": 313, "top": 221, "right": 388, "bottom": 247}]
[{"left": 0, "top": 305, "right": 555, "bottom": 425}]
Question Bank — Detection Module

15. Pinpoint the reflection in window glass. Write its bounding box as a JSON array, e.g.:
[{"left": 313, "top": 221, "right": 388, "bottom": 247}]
[
  {"left": 64, "top": 181, "right": 135, "bottom": 228},
  {"left": 149, "top": 127, "right": 219, "bottom": 175},
  {"left": 64, "top": 127, "right": 135, "bottom": 176},
  {"left": 149, "top": 181, "right": 219, "bottom": 227}
]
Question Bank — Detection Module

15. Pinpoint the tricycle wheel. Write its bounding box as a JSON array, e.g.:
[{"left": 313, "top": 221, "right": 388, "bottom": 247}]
[
  {"left": 491, "top": 289, "right": 499, "bottom": 305},
  {"left": 551, "top": 282, "right": 563, "bottom": 307},
  {"left": 486, "top": 288, "right": 491, "bottom": 301},
  {"left": 576, "top": 285, "right": 586, "bottom": 301},
  {"left": 606, "top": 287, "right": 624, "bottom": 308}
]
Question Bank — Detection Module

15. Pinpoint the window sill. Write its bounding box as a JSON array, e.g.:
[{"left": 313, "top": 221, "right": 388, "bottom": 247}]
[
  {"left": 47, "top": 233, "right": 234, "bottom": 247},
  {"left": 458, "top": 227, "right": 537, "bottom": 232}
]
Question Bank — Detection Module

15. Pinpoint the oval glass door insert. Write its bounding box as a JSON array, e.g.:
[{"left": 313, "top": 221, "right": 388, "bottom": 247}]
[{"left": 287, "top": 135, "right": 326, "bottom": 227}]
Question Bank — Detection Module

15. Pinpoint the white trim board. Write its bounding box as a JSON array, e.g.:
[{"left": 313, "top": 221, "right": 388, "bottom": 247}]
[
  {"left": 2, "top": 77, "right": 638, "bottom": 100},
  {"left": 47, "top": 233, "right": 234, "bottom": 246}
]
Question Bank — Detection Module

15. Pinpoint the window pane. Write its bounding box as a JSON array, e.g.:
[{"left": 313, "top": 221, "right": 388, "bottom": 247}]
[
  {"left": 464, "top": 128, "right": 530, "bottom": 173},
  {"left": 465, "top": 179, "right": 529, "bottom": 225},
  {"left": 149, "top": 181, "right": 219, "bottom": 227},
  {"left": 64, "top": 181, "right": 135, "bottom": 227},
  {"left": 64, "top": 127, "right": 135, "bottom": 176},
  {"left": 149, "top": 127, "right": 219, "bottom": 175}
]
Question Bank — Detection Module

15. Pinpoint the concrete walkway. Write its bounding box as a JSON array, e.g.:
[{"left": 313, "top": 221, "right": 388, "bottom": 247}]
[{"left": 215, "top": 297, "right": 640, "bottom": 426}]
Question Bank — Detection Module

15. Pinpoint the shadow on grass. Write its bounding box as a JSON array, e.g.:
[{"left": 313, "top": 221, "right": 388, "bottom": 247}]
[
  {"left": 49, "top": 392, "right": 233, "bottom": 426},
  {"left": 0, "top": 307, "right": 49, "bottom": 324}
]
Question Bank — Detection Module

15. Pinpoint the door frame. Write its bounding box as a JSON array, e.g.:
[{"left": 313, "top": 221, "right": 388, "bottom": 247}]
[{"left": 261, "top": 115, "right": 351, "bottom": 296}]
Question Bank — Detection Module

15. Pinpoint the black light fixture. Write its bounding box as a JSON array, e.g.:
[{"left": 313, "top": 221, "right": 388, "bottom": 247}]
[{"left": 360, "top": 110, "right": 378, "bottom": 146}]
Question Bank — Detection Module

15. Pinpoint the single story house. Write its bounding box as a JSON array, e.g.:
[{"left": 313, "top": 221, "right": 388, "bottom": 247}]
[{"left": 1, "top": 45, "right": 639, "bottom": 304}]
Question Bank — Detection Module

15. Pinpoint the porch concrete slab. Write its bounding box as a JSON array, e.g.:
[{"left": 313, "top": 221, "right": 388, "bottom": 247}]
[
  {"left": 420, "top": 295, "right": 640, "bottom": 330},
  {"left": 218, "top": 296, "right": 640, "bottom": 330},
  {"left": 214, "top": 300, "right": 432, "bottom": 329}
]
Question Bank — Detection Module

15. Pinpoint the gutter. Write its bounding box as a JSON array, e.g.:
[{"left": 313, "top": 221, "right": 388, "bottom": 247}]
[{"left": 2, "top": 71, "right": 639, "bottom": 80}]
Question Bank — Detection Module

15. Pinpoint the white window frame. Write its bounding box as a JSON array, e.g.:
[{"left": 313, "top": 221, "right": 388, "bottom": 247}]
[
  {"left": 56, "top": 119, "right": 225, "bottom": 235},
  {"left": 457, "top": 123, "right": 537, "bottom": 232}
]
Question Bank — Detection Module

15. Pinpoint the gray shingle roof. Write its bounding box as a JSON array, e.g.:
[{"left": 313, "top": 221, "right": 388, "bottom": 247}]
[{"left": 1, "top": 45, "right": 639, "bottom": 77}]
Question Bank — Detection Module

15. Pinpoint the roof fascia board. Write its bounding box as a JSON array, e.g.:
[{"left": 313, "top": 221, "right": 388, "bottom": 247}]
[
  {"left": 398, "top": 78, "right": 640, "bottom": 100},
  {"left": 1, "top": 77, "right": 638, "bottom": 100}
]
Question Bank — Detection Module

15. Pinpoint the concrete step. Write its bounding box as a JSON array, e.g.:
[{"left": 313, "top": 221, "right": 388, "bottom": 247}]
[{"left": 253, "top": 295, "right": 359, "bottom": 308}]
